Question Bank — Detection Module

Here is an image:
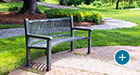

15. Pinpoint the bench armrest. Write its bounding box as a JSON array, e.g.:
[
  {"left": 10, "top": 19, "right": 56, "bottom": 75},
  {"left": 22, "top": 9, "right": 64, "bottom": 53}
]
[
  {"left": 72, "top": 27, "right": 92, "bottom": 31},
  {"left": 27, "top": 34, "right": 53, "bottom": 40}
]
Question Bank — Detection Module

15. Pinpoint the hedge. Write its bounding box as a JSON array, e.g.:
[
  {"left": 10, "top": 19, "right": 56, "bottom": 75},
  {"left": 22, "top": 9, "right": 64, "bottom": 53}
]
[{"left": 45, "top": 8, "right": 103, "bottom": 24}]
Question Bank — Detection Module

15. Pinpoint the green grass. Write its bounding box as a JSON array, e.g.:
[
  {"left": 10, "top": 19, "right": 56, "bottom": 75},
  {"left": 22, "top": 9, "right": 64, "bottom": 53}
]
[
  {"left": 0, "top": 3, "right": 22, "bottom": 12},
  {"left": 0, "top": 2, "right": 140, "bottom": 75},
  {"left": 40, "top": 0, "right": 59, "bottom": 4},
  {"left": 0, "top": 36, "right": 45, "bottom": 75},
  {"left": 0, "top": 24, "right": 24, "bottom": 29}
]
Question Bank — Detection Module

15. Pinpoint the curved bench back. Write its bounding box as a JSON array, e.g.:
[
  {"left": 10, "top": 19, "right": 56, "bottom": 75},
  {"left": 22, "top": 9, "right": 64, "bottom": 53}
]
[{"left": 25, "top": 16, "right": 73, "bottom": 38}]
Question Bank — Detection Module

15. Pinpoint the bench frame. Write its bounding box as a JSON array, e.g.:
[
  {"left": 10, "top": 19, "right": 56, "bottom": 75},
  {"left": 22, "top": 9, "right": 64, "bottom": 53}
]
[{"left": 24, "top": 16, "right": 92, "bottom": 71}]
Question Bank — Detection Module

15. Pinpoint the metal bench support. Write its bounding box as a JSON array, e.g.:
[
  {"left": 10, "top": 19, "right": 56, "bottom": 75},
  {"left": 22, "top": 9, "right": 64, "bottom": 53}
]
[
  {"left": 88, "top": 31, "right": 91, "bottom": 54},
  {"left": 24, "top": 16, "right": 92, "bottom": 71},
  {"left": 26, "top": 48, "right": 31, "bottom": 66},
  {"left": 46, "top": 40, "right": 52, "bottom": 71}
]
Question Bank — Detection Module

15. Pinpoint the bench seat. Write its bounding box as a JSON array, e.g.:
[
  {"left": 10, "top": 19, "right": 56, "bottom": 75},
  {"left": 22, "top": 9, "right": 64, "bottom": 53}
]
[{"left": 29, "top": 36, "right": 89, "bottom": 49}]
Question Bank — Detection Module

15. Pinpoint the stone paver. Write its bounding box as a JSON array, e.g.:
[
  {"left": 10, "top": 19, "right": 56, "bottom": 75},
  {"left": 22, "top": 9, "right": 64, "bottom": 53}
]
[
  {"left": 0, "top": 18, "right": 137, "bottom": 39},
  {"left": 0, "top": 28, "right": 24, "bottom": 39},
  {"left": 76, "top": 17, "right": 138, "bottom": 30},
  {"left": 37, "top": 2, "right": 78, "bottom": 9},
  {"left": 9, "top": 65, "right": 103, "bottom": 75},
  {"left": 130, "top": 8, "right": 140, "bottom": 11},
  {"left": 9, "top": 46, "right": 140, "bottom": 75}
]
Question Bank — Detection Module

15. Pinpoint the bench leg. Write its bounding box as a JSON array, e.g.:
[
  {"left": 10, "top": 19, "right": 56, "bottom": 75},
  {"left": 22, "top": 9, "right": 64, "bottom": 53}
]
[
  {"left": 87, "top": 31, "right": 91, "bottom": 54},
  {"left": 46, "top": 40, "right": 52, "bottom": 71},
  {"left": 71, "top": 41, "right": 74, "bottom": 51},
  {"left": 26, "top": 48, "right": 31, "bottom": 66}
]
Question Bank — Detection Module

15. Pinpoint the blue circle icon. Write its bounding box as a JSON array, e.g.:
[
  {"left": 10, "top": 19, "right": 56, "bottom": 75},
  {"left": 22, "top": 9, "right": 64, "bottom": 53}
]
[{"left": 114, "top": 50, "right": 130, "bottom": 65}]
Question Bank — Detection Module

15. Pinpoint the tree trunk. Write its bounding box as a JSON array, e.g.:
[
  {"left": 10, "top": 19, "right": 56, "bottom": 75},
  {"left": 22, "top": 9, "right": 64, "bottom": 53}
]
[
  {"left": 0, "top": 0, "right": 6, "bottom": 3},
  {"left": 116, "top": 0, "right": 120, "bottom": 9},
  {"left": 60, "top": 0, "right": 67, "bottom": 5},
  {"left": 19, "top": 0, "right": 42, "bottom": 14},
  {"left": 129, "top": 0, "right": 133, "bottom": 7}
]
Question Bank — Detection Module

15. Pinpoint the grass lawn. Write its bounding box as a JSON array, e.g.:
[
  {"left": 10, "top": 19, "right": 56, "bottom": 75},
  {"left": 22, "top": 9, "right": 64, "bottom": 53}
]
[
  {"left": 40, "top": 0, "right": 59, "bottom": 4},
  {"left": 0, "top": 2, "right": 140, "bottom": 75},
  {"left": 0, "top": 24, "right": 24, "bottom": 29}
]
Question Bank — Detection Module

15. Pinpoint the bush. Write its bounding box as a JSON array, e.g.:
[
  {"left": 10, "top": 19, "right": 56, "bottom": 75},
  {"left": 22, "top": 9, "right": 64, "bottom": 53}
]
[
  {"left": 8, "top": 6, "right": 20, "bottom": 13},
  {"left": 92, "top": 1, "right": 104, "bottom": 8},
  {"left": 76, "top": 3, "right": 95, "bottom": 8},
  {"left": 45, "top": 9, "right": 103, "bottom": 24},
  {"left": 84, "top": 13, "right": 103, "bottom": 24},
  {"left": 84, "top": 0, "right": 95, "bottom": 5},
  {"left": 67, "top": 0, "right": 95, "bottom": 6},
  {"left": 67, "top": 0, "right": 84, "bottom": 6},
  {"left": 135, "top": 1, "right": 140, "bottom": 8}
]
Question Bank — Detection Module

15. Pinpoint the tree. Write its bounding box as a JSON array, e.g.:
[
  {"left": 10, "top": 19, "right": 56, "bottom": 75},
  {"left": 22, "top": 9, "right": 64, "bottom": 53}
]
[
  {"left": 116, "top": 0, "right": 120, "bottom": 9},
  {"left": 60, "top": 0, "right": 67, "bottom": 5},
  {"left": 0, "top": 0, "right": 5, "bottom": 3},
  {"left": 19, "top": 0, "right": 42, "bottom": 14}
]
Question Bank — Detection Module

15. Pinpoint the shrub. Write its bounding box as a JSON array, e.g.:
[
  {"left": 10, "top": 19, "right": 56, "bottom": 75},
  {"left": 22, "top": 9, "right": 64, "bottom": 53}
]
[
  {"left": 92, "top": 1, "right": 104, "bottom": 8},
  {"left": 45, "top": 9, "right": 103, "bottom": 24},
  {"left": 8, "top": 6, "right": 20, "bottom": 13},
  {"left": 84, "top": 0, "right": 95, "bottom": 5},
  {"left": 76, "top": 3, "right": 95, "bottom": 8},
  {"left": 84, "top": 13, "right": 103, "bottom": 24},
  {"left": 67, "top": 0, "right": 95, "bottom": 6},
  {"left": 135, "top": 1, "right": 140, "bottom": 8},
  {"left": 67, "top": 0, "right": 84, "bottom": 6}
]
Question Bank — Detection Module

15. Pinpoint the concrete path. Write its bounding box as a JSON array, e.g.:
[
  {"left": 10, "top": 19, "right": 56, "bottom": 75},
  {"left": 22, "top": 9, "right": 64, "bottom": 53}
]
[
  {"left": 0, "top": 18, "right": 137, "bottom": 39},
  {"left": 0, "top": 28, "right": 24, "bottom": 39},
  {"left": 76, "top": 17, "right": 138, "bottom": 30},
  {"left": 130, "top": 8, "right": 140, "bottom": 11},
  {"left": 9, "top": 46, "right": 140, "bottom": 75},
  {"left": 37, "top": 2, "right": 78, "bottom": 9}
]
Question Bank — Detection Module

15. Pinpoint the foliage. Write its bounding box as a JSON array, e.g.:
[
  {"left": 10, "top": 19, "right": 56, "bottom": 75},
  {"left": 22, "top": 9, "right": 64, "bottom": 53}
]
[
  {"left": 45, "top": 8, "right": 103, "bottom": 24},
  {"left": 76, "top": 3, "right": 95, "bottom": 8},
  {"left": 72, "top": 0, "right": 140, "bottom": 9},
  {"left": 0, "top": 3, "right": 22, "bottom": 12},
  {"left": 67, "top": 0, "right": 95, "bottom": 6},
  {"left": 8, "top": 5, "right": 20, "bottom": 13},
  {"left": 76, "top": 1, "right": 105, "bottom": 8},
  {"left": 84, "top": 0, "right": 95, "bottom": 5},
  {"left": 98, "top": 0, "right": 140, "bottom": 8},
  {"left": 135, "top": 1, "right": 140, "bottom": 8},
  {"left": 92, "top": 1, "right": 104, "bottom": 8},
  {"left": 0, "top": 24, "right": 24, "bottom": 29},
  {"left": 67, "top": 0, "right": 84, "bottom": 6}
]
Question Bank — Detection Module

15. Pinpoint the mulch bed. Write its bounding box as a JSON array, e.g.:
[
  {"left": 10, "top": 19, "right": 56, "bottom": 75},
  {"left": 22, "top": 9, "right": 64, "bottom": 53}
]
[
  {"left": 0, "top": 12, "right": 46, "bottom": 25},
  {"left": 0, "top": 12, "right": 98, "bottom": 26}
]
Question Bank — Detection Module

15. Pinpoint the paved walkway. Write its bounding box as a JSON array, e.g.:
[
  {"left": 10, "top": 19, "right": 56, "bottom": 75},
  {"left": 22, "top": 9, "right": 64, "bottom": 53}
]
[
  {"left": 76, "top": 17, "right": 138, "bottom": 30},
  {"left": 0, "top": 18, "right": 137, "bottom": 39},
  {"left": 0, "top": 28, "right": 24, "bottom": 39},
  {"left": 9, "top": 46, "right": 140, "bottom": 75},
  {"left": 37, "top": 2, "right": 78, "bottom": 9},
  {"left": 130, "top": 8, "right": 140, "bottom": 11}
]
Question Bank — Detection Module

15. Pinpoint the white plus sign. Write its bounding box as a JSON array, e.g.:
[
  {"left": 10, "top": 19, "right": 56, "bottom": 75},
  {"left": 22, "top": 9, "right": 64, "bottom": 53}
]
[{"left": 119, "top": 54, "right": 126, "bottom": 61}]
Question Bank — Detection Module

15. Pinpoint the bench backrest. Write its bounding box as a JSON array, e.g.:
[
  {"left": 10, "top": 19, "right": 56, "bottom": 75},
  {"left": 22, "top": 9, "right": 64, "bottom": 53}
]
[{"left": 24, "top": 16, "right": 73, "bottom": 38}]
